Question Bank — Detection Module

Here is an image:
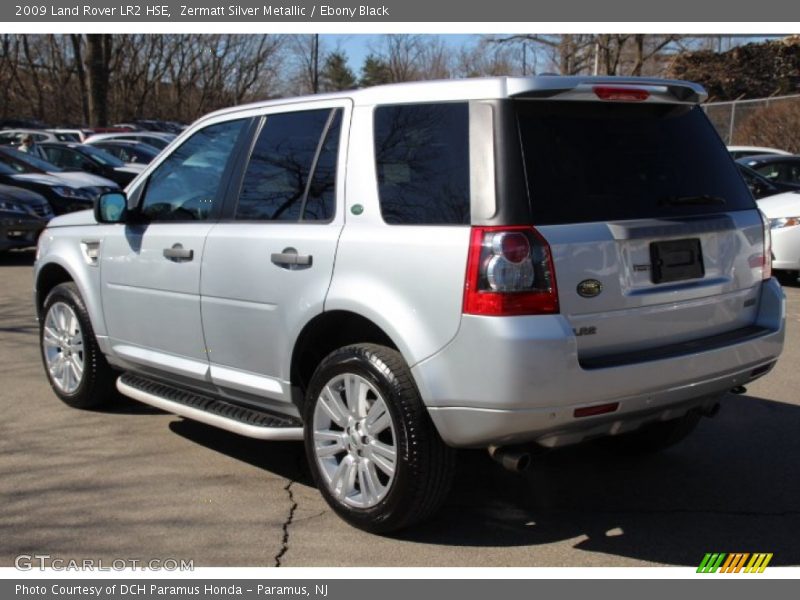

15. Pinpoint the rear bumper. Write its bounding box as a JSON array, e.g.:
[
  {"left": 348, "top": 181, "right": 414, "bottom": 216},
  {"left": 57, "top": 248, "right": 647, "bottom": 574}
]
[{"left": 413, "top": 277, "right": 785, "bottom": 448}]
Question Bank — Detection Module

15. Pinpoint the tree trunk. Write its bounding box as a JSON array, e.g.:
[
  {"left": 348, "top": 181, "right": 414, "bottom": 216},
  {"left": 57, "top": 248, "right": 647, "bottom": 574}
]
[
  {"left": 69, "top": 35, "right": 89, "bottom": 125},
  {"left": 631, "top": 35, "right": 645, "bottom": 76},
  {"left": 86, "top": 34, "right": 111, "bottom": 127}
]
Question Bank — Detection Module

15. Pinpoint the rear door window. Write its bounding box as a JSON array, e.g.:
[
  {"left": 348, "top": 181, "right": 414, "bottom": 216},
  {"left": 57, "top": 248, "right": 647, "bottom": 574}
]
[
  {"left": 515, "top": 101, "right": 755, "bottom": 224},
  {"left": 235, "top": 108, "right": 341, "bottom": 222}
]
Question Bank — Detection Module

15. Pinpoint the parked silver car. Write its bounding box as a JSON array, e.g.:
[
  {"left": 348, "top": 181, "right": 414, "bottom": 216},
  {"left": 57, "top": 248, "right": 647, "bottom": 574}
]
[{"left": 34, "top": 76, "right": 785, "bottom": 533}]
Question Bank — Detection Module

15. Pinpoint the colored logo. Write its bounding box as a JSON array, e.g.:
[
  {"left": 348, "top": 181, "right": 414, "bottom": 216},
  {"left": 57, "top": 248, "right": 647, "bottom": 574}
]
[
  {"left": 697, "top": 553, "right": 773, "bottom": 573},
  {"left": 576, "top": 279, "right": 603, "bottom": 298}
]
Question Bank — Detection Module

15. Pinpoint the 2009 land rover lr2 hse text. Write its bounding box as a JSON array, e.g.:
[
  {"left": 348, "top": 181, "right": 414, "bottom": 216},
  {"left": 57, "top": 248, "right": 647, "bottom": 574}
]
[{"left": 34, "top": 76, "right": 785, "bottom": 533}]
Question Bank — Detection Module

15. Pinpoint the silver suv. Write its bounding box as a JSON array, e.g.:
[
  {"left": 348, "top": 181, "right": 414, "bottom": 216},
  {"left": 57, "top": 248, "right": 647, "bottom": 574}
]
[{"left": 34, "top": 76, "right": 786, "bottom": 533}]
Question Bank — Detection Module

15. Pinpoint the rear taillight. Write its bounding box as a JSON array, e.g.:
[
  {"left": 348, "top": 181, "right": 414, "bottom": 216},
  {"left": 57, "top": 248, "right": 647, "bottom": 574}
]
[
  {"left": 463, "top": 226, "right": 558, "bottom": 316},
  {"left": 592, "top": 86, "right": 650, "bottom": 101},
  {"left": 761, "top": 210, "right": 772, "bottom": 281}
]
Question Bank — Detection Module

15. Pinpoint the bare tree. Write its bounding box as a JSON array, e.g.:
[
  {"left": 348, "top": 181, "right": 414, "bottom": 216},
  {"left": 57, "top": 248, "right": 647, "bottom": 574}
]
[
  {"left": 365, "top": 35, "right": 454, "bottom": 83},
  {"left": 287, "top": 34, "right": 322, "bottom": 94},
  {"left": 454, "top": 38, "right": 519, "bottom": 78},
  {"left": 490, "top": 34, "right": 685, "bottom": 77}
]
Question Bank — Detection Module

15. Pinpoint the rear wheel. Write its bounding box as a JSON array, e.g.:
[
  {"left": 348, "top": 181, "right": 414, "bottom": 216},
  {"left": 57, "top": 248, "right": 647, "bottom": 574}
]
[
  {"left": 40, "top": 282, "right": 116, "bottom": 409},
  {"left": 303, "top": 343, "right": 455, "bottom": 534},
  {"left": 603, "top": 412, "right": 701, "bottom": 455}
]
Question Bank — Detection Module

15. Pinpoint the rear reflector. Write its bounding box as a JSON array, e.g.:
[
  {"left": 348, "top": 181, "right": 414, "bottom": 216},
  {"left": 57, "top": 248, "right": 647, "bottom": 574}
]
[
  {"left": 760, "top": 210, "right": 772, "bottom": 280},
  {"left": 574, "top": 402, "right": 619, "bottom": 418},
  {"left": 592, "top": 86, "right": 650, "bottom": 101}
]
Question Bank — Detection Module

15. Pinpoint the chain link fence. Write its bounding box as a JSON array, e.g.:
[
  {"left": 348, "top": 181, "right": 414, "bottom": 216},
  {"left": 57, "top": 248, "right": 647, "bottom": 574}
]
[{"left": 704, "top": 94, "right": 800, "bottom": 149}]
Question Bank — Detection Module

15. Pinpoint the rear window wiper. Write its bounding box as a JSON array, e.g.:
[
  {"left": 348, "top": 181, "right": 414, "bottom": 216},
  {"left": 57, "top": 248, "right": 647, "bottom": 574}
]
[{"left": 657, "top": 194, "right": 727, "bottom": 207}]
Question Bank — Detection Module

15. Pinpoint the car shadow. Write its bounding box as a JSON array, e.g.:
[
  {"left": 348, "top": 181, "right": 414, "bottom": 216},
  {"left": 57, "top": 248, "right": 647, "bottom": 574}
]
[
  {"left": 396, "top": 393, "right": 800, "bottom": 566},
  {"left": 167, "top": 419, "right": 311, "bottom": 486},
  {"left": 777, "top": 276, "right": 800, "bottom": 288},
  {"left": 0, "top": 248, "right": 35, "bottom": 266},
  {"left": 102, "top": 393, "right": 165, "bottom": 415},
  {"left": 164, "top": 392, "right": 800, "bottom": 566}
]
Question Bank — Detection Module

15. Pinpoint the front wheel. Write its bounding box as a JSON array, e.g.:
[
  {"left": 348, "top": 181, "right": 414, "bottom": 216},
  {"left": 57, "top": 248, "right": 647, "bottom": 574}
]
[
  {"left": 303, "top": 344, "right": 455, "bottom": 534},
  {"left": 40, "top": 282, "right": 116, "bottom": 409}
]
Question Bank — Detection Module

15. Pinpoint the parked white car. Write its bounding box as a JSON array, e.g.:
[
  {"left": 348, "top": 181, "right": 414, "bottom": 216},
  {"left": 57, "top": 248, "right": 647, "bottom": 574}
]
[
  {"left": 757, "top": 191, "right": 800, "bottom": 276},
  {"left": 83, "top": 132, "right": 176, "bottom": 150},
  {"left": 728, "top": 145, "right": 792, "bottom": 160}
]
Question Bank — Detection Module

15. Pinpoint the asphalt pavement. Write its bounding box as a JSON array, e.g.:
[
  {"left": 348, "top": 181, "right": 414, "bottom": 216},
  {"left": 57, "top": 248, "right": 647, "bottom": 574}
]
[{"left": 2, "top": 248, "right": 799, "bottom": 568}]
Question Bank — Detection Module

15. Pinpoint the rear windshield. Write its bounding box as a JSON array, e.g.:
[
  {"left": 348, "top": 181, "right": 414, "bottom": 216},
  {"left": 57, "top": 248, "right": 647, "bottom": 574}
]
[{"left": 515, "top": 101, "right": 755, "bottom": 224}]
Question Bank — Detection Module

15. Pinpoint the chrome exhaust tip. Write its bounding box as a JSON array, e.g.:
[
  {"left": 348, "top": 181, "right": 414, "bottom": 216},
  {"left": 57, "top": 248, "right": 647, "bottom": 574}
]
[{"left": 488, "top": 444, "right": 532, "bottom": 472}]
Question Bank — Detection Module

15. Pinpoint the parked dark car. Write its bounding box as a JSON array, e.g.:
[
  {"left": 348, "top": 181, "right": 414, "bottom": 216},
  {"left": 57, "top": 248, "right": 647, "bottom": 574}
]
[
  {"left": 0, "top": 184, "right": 52, "bottom": 251},
  {"left": 86, "top": 140, "right": 160, "bottom": 165},
  {"left": 736, "top": 155, "right": 800, "bottom": 190},
  {"left": 0, "top": 183, "right": 54, "bottom": 219},
  {"left": 737, "top": 163, "right": 800, "bottom": 199},
  {"left": 38, "top": 142, "right": 144, "bottom": 187},
  {"left": 0, "top": 209, "right": 46, "bottom": 252},
  {"left": 0, "top": 160, "right": 95, "bottom": 215},
  {"left": 0, "top": 146, "right": 119, "bottom": 191}
]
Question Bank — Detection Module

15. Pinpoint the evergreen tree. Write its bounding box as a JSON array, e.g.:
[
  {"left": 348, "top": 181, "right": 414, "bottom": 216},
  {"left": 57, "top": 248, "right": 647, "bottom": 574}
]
[
  {"left": 320, "top": 52, "right": 357, "bottom": 91},
  {"left": 359, "top": 54, "right": 392, "bottom": 87}
]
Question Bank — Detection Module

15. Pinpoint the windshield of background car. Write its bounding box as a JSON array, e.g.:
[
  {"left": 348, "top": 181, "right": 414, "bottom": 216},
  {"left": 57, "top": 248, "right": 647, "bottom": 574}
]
[
  {"left": 0, "top": 148, "right": 64, "bottom": 173},
  {"left": 78, "top": 144, "right": 125, "bottom": 167},
  {"left": 515, "top": 101, "right": 755, "bottom": 224}
]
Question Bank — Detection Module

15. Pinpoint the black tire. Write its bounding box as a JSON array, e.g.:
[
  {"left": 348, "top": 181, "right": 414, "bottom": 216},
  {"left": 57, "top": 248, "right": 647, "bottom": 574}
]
[
  {"left": 303, "top": 343, "right": 455, "bottom": 534},
  {"left": 40, "top": 282, "right": 117, "bottom": 409},
  {"left": 602, "top": 411, "right": 701, "bottom": 455}
]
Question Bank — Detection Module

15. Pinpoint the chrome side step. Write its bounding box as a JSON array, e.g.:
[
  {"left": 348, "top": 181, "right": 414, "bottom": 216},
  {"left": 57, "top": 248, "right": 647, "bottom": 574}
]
[{"left": 117, "top": 373, "right": 304, "bottom": 441}]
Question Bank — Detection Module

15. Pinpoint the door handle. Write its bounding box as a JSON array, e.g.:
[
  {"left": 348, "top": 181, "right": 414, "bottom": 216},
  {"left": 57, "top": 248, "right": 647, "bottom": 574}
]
[
  {"left": 271, "top": 248, "right": 312, "bottom": 268},
  {"left": 163, "top": 244, "right": 194, "bottom": 261}
]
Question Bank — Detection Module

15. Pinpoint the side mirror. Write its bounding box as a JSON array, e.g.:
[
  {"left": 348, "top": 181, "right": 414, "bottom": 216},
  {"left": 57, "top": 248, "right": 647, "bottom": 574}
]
[{"left": 95, "top": 191, "right": 128, "bottom": 224}]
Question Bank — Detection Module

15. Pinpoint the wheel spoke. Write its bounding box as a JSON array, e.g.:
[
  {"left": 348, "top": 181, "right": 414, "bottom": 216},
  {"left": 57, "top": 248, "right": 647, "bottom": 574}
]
[
  {"left": 70, "top": 356, "right": 84, "bottom": 378},
  {"left": 56, "top": 305, "right": 68, "bottom": 332},
  {"left": 49, "top": 355, "right": 63, "bottom": 379},
  {"left": 43, "top": 326, "right": 60, "bottom": 348},
  {"left": 365, "top": 399, "right": 391, "bottom": 435},
  {"left": 367, "top": 440, "right": 397, "bottom": 477},
  {"left": 358, "top": 460, "right": 381, "bottom": 506},
  {"left": 314, "top": 430, "right": 346, "bottom": 457},
  {"left": 330, "top": 455, "right": 356, "bottom": 500},
  {"left": 356, "top": 379, "right": 370, "bottom": 418},
  {"left": 62, "top": 359, "right": 74, "bottom": 391},
  {"left": 67, "top": 312, "right": 78, "bottom": 336},
  {"left": 319, "top": 385, "right": 349, "bottom": 427},
  {"left": 344, "top": 374, "right": 361, "bottom": 415}
]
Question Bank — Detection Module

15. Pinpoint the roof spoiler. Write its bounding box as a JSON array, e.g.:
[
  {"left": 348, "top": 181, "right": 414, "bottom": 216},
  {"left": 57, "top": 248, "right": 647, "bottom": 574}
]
[{"left": 507, "top": 76, "right": 707, "bottom": 105}]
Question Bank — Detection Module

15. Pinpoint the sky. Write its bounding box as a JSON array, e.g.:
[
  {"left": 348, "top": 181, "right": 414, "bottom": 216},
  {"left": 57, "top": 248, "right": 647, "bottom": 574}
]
[
  {"left": 322, "top": 34, "right": 480, "bottom": 71},
  {"left": 317, "top": 34, "right": 781, "bottom": 75}
]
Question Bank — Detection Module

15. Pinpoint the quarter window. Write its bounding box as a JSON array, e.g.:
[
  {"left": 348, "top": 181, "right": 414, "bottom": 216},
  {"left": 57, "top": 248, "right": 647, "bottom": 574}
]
[{"left": 374, "top": 103, "right": 470, "bottom": 225}]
